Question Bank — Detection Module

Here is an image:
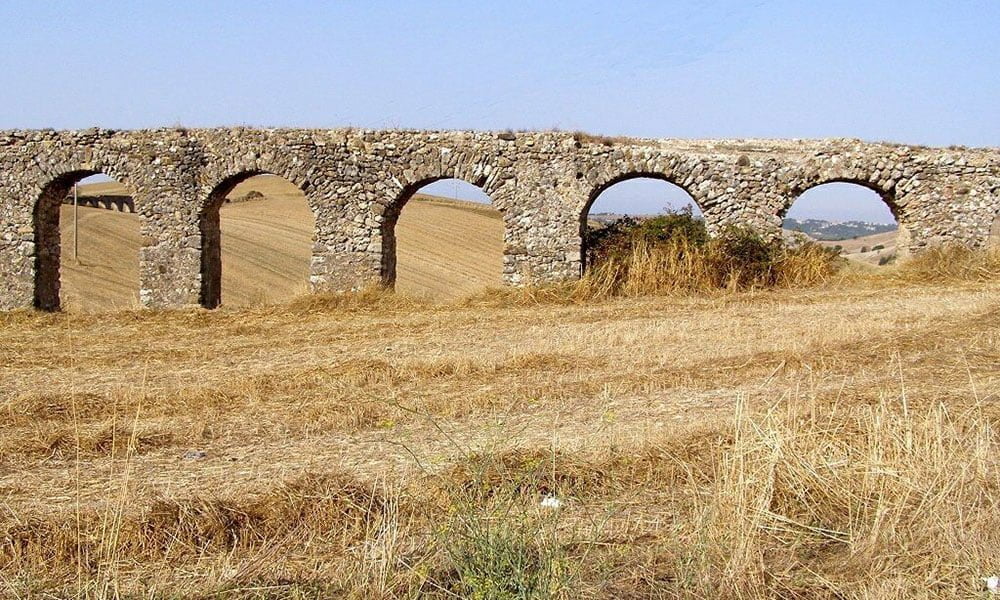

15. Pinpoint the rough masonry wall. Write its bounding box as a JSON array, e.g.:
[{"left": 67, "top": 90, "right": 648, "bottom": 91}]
[{"left": 1, "top": 128, "right": 998, "bottom": 310}]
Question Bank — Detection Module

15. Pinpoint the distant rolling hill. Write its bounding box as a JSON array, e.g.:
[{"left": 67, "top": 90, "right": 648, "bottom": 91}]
[
  {"left": 591, "top": 213, "right": 897, "bottom": 243},
  {"left": 59, "top": 176, "right": 503, "bottom": 311},
  {"left": 781, "top": 218, "right": 899, "bottom": 266},
  {"left": 816, "top": 230, "right": 899, "bottom": 266},
  {"left": 782, "top": 218, "right": 897, "bottom": 241}
]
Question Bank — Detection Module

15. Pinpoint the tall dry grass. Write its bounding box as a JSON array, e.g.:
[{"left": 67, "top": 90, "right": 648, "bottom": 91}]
[
  {"left": 4, "top": 392, "right": 996, "bottom": 598},
  {"left": 666, "top": 397, "right": 1000, "bottom": 598},
  {"left": 467, "top": 242, "right": 1000, "bottom": 309},
  {"left": 575, "top": 236, "right": 840, "bottom": 299},
  {"left": 890, "top": 244, "right": 1000, "bottom": 283},
  {"left": 466, "top": 236, "right": 842, "bottom": 307}
]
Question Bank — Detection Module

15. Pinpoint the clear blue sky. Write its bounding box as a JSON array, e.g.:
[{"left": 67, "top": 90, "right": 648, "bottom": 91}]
[{"left": 2, "top": 1, "right": 996, "bottom": 222}]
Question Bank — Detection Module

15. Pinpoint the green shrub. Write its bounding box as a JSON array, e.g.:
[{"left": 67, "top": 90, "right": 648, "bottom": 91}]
[
  {"left": 441, "top": 501, "right": 566, "bottom": 599},
  {"left": 710, "top": 226, "right": 782, "bottom": 288},
  {"left": 432, "top": 453, "right": 574, "bottom": 599},
  {"left": 585, "top": 206, "right": 708, "bottom": 267}
]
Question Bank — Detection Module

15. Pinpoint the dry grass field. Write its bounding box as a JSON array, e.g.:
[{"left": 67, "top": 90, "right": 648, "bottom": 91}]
[
  {"left": 7, "top": 180, "right": 1000, "bottom": 598},
  {"left": 2, "top": 257, "right": 1000, "bottom": 597},
  {"left": 818, "top": 230, "right": 899, "bottom": 265},
  {"left": 59, "top": 176, "right": 503, "bottom": 310}
]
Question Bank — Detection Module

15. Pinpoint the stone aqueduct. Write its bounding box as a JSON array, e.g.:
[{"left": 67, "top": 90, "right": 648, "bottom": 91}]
[{"left": 1, "top": 128, "right": 998, "bottom": 311}]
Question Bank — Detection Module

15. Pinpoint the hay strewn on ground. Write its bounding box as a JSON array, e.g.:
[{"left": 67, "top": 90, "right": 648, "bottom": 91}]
[{"left": 2, "top": 248, "right": 1000, "bottom": 597}]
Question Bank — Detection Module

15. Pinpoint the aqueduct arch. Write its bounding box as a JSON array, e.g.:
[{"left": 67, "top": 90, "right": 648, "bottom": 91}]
[
  {"left": 200, "top": 170, "right": 266, "bottom": 309},
  {"left": 32, "top": 164, "right": 141, "bottom": 311},
  {"left": 581, "top": 172, "right": 704, "bottom": 272},
  {"left": 198, "top": 169, "right": 318, "bottom": 308},
  {"left": 784, "top": 177, "right": 898, "bottom": 216},
  {"left": 783, "top": 177, "right": 910, "bottom": 257},
  {"left": 0, "top": 128, "right": 997, "bottom": 311},
  {"left": 381, "top": 175, "right": 504, "bottom": 292}
]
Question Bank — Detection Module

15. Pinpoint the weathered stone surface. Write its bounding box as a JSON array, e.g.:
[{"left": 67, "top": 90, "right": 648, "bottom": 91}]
[{"left": 1, "top": 128, "right": 998, "bottom": 310}]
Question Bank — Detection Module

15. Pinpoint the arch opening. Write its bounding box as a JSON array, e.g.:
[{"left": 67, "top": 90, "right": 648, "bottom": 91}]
[
  {"left": 383, "top": 177, "right": 503, "bottom": 301},
  {"left": 33, "top": 172, "right": 140, "bottom": 311},
  {"left": 582, "top": 175, "right": 702, "bottom": 272},
  {"left": 784, "top": 181, "right": 902, "bottom": 266},
  {"left": 199, "top": 173, "right": 316, "bottom": 309}
]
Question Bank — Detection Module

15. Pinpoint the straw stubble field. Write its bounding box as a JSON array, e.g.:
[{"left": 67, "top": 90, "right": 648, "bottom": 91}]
[
  {"left": 4, "top": 177, "right": 1000, "bottom": 598},
  {"left": 2, "top": 266, "right": 1000, "bottom": 597}
]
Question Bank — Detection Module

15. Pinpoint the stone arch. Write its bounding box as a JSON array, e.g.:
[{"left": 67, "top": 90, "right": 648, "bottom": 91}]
[
  {"left": 198, "top": 169, "right": 318, "bottom": 308},
  {"left": 32, "top": 166, "right": 138, "bottom": 311},
  {"left": 580, "top": 171, "right": 704, "bottom": 271},
  {"left": 780, "top": 151, "right": 904, "bottom": 225},
  {"left": 370, "top": 146, "right": 513, "bottom": 288},
  {"left": 783, "top": 177, "right": 900, "bottom": 220},
  {"left": 379, "top": 174, "right": 507, "bottom": 289},
  {"left": 783, "top": 177, "right": 907, "bottom": 259}
]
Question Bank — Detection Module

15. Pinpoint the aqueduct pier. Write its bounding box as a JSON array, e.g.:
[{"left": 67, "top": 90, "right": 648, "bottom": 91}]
[{"left": 1, "top": 128, "right": 998, "bottom": 310}]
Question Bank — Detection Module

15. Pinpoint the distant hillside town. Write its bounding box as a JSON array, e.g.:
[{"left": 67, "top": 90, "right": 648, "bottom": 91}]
[{"left": 782, "top": 218, "right": 897, "bottom": 241}]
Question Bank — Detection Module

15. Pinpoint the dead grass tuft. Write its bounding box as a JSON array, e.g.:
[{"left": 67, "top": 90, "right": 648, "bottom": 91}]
[
  {"left": 437, "top": 428, "right": 725, "bottom": 504},
  {"left": 570, "top": 131, "right": 635, "bottom": 146},
  {"left": 578, "top": 237, "right": 839, "bottom": 299},
  {"left": 0, "top": 472, "right": 400, "bottom": 589},
  {"left": 891, "top": 244, "right": 1000, "bottom": 283}
]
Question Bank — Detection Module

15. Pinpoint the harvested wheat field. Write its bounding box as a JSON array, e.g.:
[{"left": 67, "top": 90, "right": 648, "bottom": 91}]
[
  {"left": 59, "top": 176, "right": 503, "bottom": 310},
  {"left": 818, "top": 230, "right": 900, "bottom": 266},
  {"left": 2, "top": 247, "right": 1000, "bottom": 598}
]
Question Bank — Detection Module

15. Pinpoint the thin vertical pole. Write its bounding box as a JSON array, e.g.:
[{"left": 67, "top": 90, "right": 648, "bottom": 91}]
[{"left": 73, "top": 182, "right": 79, "bottom": 262}]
